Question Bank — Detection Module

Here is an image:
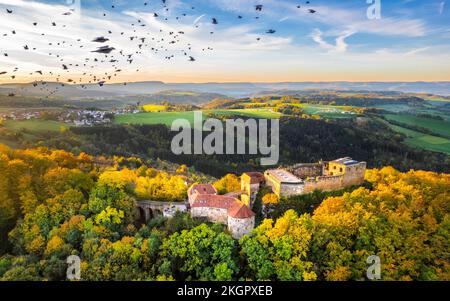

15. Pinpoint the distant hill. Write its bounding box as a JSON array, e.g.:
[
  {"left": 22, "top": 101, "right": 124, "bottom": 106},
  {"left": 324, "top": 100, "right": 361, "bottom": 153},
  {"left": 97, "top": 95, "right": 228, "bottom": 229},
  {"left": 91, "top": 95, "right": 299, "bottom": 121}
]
[{"left": 0, "top": 81, "right": 450, "bottom": 98}]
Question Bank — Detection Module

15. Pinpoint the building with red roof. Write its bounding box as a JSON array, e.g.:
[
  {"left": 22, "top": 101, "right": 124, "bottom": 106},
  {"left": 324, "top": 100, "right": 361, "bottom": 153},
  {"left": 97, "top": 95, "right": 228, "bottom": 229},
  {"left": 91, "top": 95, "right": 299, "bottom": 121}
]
[{"left": 190, "top": 193, "right": 255, "bottom": 239}]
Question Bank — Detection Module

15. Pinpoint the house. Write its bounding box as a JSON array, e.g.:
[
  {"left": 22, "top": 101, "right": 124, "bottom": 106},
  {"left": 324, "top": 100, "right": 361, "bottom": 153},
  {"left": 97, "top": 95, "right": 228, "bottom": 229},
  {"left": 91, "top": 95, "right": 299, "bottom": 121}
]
[{"left": 190, "top": 194, "right": 255, "bottom": 239}]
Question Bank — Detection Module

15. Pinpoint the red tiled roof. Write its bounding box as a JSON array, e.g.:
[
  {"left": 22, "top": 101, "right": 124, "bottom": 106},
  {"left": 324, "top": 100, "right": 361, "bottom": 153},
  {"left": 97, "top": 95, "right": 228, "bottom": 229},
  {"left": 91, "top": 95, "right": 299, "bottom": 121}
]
[
  {"left": 188, "top": 184, "right": 217, "bottom": 196},
  {"left": 243, "top": 172, "right": 265, "bottom": 184},
  {"left": 192, "top": 194, "right": 255, "bottom": 219},
  {"left": 228, "top": 202, "right": 255, "bottom": 219}
]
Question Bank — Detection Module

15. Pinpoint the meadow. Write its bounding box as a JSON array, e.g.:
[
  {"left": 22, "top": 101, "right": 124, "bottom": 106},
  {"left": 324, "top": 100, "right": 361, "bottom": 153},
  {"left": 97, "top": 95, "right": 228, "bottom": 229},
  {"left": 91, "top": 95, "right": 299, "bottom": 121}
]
[
  {"left": 382, "top": 120, "right": 450, "bottom": 155},
  {"left": 114, "top": 109, "right": 283, "bottom": 126},
  {"left": 4, "top": 119, "right": 67, "bottom": 132},
  {"left": 384, "top": 114, "right": 450, "bottom": 138}
]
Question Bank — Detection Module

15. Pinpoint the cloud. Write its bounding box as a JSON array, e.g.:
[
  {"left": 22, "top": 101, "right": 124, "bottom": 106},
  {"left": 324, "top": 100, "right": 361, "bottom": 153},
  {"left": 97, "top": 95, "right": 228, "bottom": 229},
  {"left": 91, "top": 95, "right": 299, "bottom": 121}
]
[
  {"left": 404, "top": 47, "right": 430, "bottom": 56},
  {"left": 311, "top": 29, "right": 355, "bottom": 53}
]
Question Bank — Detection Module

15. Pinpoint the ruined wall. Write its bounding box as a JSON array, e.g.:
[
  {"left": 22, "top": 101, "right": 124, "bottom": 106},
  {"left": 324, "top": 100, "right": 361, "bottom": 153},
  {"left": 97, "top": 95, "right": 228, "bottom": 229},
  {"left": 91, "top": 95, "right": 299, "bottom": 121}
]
[
  {"left": 289, "top": 163, "right": 323, "bottom": 179},
  {"left": 191, "top": 207, "right": 228, "bottom": 225},
  {"left": 228, "top": 216, "right": 255, "bottom": 239}
]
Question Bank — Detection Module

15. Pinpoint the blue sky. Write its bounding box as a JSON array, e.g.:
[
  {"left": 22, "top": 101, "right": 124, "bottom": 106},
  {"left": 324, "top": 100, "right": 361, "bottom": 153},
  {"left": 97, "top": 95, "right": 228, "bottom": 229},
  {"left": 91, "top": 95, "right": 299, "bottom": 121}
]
[{"left": 0, "top": 0, "right": 449, "bottom": 83}]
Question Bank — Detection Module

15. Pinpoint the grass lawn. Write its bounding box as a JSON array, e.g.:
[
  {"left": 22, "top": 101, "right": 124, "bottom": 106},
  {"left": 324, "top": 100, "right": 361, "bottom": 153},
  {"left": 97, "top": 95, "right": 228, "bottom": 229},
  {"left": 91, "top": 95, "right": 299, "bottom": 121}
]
[
  {"left": 4, "top": 120, "right": 68, "bottom": 132},
  {"left": 384, "top": 114, "right": 450, "bottom": 138}
]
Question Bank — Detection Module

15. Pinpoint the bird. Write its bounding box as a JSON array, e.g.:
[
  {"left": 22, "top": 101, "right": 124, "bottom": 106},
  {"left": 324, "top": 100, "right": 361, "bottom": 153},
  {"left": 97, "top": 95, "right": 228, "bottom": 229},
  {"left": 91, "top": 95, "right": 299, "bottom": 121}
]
[
  {"left": 91, "top": 46, "right": 115, "bottom": 54},
  {"left": 189, "top": 56, "right": 195, "bottom": 61},
  {"left": 266, "top": 29, "right": 276, "bottom": 34},
  {"left": 92, "top": 37, "right": 109, "bottom": 43},
  {"left": 255, "top": 5, "right": 263, "bottom": 11},
  {"left": 0, "top": 71, "right": 7, "bottom": 75},
  {"left": 308, "top": 9, "right": 316, "bottom": 13},
  {"left": 98, "top": 81, "right": 106, "bottom": 86},
  {"left": 6, "top": 9, "right": 12, "bottom": 14},
  {"left": 212, "top": 18, "right": 218, "bottom": 25},
  {"left": 62, "top": 64, "right": 68, "bottom": 70}
]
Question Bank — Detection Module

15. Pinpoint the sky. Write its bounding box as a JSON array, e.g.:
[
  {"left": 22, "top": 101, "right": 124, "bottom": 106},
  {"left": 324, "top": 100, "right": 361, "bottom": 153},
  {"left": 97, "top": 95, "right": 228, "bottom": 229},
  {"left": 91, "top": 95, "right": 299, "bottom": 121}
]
[{"left": 0, "top": 0, "right": 449, "bottom": 84}]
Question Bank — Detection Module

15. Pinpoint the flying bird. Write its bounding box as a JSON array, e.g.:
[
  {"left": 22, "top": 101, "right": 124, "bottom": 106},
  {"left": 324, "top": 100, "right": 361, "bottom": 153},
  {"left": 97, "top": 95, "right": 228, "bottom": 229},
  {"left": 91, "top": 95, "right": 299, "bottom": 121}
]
[
  {"left": 92, "top": 37, "right": 109, "bottom": 43},
  {"left": 91, "top": 46, "right": 115, "bottom": 54}
]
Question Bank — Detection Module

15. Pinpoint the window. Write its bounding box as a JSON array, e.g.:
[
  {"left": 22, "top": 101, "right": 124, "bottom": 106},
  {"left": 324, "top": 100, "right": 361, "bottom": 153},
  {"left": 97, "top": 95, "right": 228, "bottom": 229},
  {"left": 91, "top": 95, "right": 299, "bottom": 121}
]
[{"left": 340, "top": 168, "right": 343, "bottom": 172}]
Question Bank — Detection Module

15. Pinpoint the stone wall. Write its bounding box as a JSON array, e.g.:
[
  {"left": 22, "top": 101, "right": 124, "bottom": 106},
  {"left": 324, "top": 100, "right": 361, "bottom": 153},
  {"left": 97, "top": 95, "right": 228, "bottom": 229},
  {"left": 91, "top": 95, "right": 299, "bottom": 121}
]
[
  {"left": 280, "top": 183, "right": 305, "bottom": 197},
  {"left": 289, "top": 163, "right": 323, "bottom": 179},
  {"left": 304, "top": 175, "right": 344, "bottom": 194},
  {"left": 191, "top": 207, "right": 228, "bottom": 225},
  {"left": 228, "top": 216, "right": 255, "bottom": 239},
  {"left": 342, "top": 162, "right": 366, "bottom": 187}
]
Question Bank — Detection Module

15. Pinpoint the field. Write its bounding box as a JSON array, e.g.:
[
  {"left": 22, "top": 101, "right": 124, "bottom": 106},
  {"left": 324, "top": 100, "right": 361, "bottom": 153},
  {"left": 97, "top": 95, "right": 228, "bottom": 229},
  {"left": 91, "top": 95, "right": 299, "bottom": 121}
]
[
  {"left": 381, "top": 119, "right": 450, "bottom": 155},
  {"left": 384, "top": 114, "right": 450, "bottom": 138},
  {"left": 114, "top": 109, "right": 283, "bottom": 126},
  {"left": 236, "top": 102, "right": 356, "bottom": 119},
  {"left": 142, "top": 104, "right": 167, "bottom": 112},
  {"left": 4, "top": 120, "right": 68, "bottom": 132},
  {"left": 294, "top": 104, "right": 355, "bottom": 118},
  {"left": 115, "top": 112, "right": 200, "bottom": 126}
]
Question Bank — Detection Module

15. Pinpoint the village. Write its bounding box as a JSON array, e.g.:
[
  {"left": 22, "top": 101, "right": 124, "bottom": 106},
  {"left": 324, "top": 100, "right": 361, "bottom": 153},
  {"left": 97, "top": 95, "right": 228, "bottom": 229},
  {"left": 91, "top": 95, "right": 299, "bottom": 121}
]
[
  {"left": 137, "top": 157, "right": 367, "bottom": 239},
  {"left": 0, "top": 107, "right": 142, "bottom": 126}
]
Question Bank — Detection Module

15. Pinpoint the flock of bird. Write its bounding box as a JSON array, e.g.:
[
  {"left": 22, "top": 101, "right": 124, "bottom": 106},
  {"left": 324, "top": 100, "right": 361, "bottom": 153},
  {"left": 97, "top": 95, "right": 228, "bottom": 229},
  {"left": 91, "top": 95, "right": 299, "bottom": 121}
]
[{"left": 1, "top": 1, "right": 318, "bottom": 97}]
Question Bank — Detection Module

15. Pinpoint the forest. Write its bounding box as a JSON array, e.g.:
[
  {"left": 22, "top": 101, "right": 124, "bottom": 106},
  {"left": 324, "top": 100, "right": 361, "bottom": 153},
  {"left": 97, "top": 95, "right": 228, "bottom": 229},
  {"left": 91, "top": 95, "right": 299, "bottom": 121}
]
[
  {"left": 0, "top": 145, "right": 448, "bottom": 281},
  {"left": 1, "top": 115, "right": 449, "bottom": 178}
]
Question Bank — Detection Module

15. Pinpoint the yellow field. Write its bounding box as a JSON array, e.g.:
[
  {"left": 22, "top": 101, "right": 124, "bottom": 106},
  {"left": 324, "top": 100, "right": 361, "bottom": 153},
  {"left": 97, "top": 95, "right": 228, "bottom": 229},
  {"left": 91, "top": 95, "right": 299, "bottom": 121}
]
[{"left": 142, "top": 104, "right": 167, "bottom": 112}]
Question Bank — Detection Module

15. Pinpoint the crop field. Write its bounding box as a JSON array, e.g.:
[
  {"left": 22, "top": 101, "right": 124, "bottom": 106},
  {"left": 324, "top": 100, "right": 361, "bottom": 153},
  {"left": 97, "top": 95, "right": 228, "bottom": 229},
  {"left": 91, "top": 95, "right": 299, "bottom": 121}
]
[
  {"left": 236, "top": 102, "right": 356, "bottom": 119},
  {"left": 142, "top": 104, "right": 168, "bottom": 112},
  {"left": 115, "top": 111, "right": 200, "bottom": 126},
  {"left": 115, "top": 109, "right": 283, "bottom": 126},
  {"left": 384, "top": 121, "right": 450, "bottom": 155},
  {"left": 384, "top": 114, "right": 450, "bottom": 138},
  {"left": 4, "top": 120, "right": 68, "bottom": 132}
]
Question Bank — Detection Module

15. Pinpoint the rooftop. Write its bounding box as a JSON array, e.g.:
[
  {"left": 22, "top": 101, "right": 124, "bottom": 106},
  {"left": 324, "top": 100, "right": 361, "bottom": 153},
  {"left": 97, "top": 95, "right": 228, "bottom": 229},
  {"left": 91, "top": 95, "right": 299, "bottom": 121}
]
[
  {"left": 265, "top": 169, "right": 302, "bottom": 184},
  {"left": 332, "top": 157, "right": 361, "bottom": 166},
  {"left": 191, "top": 194, "right": 255, "bottom": 219},
  {"left": 242, "top": 172, "right": 265, "bottom": 184},
  {"left": 188, "top": 184, "right": 217, "bottom": 196}
]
